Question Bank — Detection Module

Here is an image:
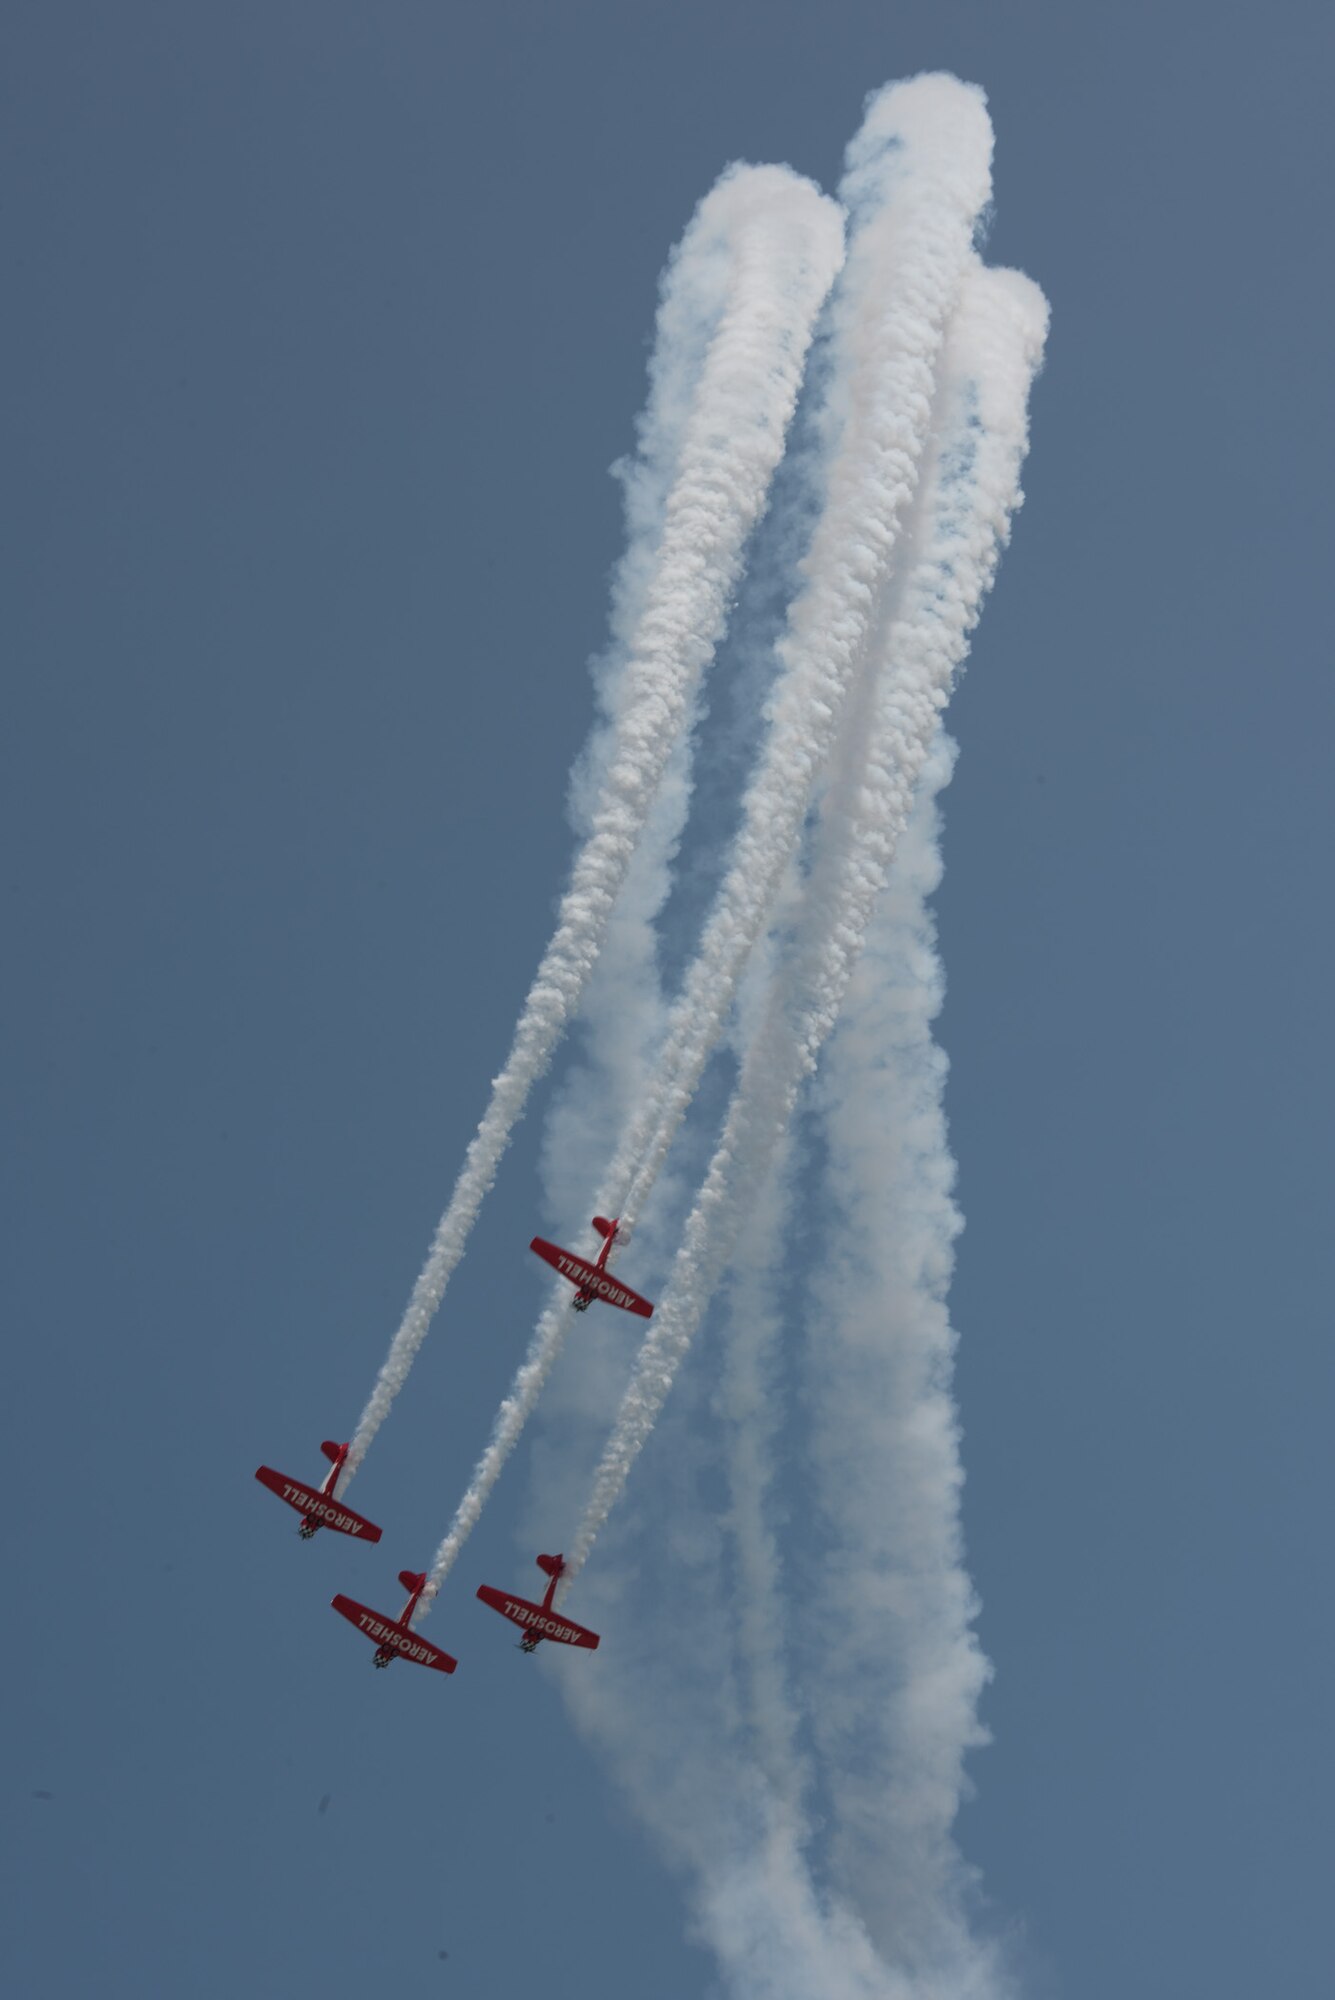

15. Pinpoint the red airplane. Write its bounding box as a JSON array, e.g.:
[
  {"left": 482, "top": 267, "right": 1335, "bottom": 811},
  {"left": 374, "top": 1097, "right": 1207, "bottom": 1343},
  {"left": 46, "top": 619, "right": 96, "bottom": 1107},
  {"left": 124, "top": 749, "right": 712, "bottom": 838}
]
[
  {"left": 331, "top": 1569, "right": 458, "bottom": 1673},
  {"left": 254, "top": 1440, "right": 383, "bottom": 1543},
  {"left": 476, "top": 1553, "right": 600, "bottom": 1654},
  {"left": 529, "top": 1215, "right": 653, "bottom": 1318}
]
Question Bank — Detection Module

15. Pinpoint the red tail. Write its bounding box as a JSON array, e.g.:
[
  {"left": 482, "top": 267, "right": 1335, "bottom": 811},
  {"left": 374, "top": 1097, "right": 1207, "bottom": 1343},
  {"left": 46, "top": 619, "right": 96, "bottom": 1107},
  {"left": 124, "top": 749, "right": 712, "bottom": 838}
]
[
  {"left": 591, "top": 1216, "right": 618, "bottom": 1241},
  {"left": 320, "top": 1440, "right": 347, "bottom": 1466},
  {"left": 536, "top": 1553, "right": 565, "bottom": 1580},
  {"left": 399, "top": 1569, "right": 426, "bottom": 1594}
]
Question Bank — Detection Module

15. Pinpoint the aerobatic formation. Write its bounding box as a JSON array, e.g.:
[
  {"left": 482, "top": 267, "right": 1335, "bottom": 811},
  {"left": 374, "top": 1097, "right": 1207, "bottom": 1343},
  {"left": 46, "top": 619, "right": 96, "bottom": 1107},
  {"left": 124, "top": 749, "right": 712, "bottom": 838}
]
[{"left": 257, "top": 72, "right": 1046, "bottom": 1999}]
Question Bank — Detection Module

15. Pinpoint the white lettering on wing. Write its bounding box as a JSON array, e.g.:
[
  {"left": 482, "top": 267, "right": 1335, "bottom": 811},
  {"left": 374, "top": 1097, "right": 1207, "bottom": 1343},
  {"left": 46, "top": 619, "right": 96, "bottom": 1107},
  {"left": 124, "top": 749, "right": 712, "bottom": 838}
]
[
  {"left": 352, "top": 1609, "right": 437, "bottom": 1664},
  {"left": 502, "top": 1598, "right": 583, "bottom": 1644},
  {"left": 280, "top": 1483, "right": 363, "bottom": 1534},
  {"left": 589, "top": 1274, "right": 633, "bottom": 1308}
]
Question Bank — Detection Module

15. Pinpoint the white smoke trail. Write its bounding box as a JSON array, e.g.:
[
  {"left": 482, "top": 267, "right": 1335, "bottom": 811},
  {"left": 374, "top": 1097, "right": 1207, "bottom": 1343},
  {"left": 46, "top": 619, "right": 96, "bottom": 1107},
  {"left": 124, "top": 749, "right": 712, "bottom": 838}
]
[
  {"left": 604, "top": 72, "right": 995, "bottom": 1238},
  {"left": 566, "top": 255, "right": 1047, "bottom": 1592},
  {"left": 412, "top": 71, "right": 993, "bottom": 1592},
  {"left": 559, "top": 109, "right": 1031, "bottom": 1584},
  {"left": 765, "top": 272, "right": 1043, "bottom": 1977},
  {"left": 414, "top": 696, "right": 698, "bottom": 1616},
  {"left": 713, "top": 1127, "right": 812, "bottom": 1811},
  {"left": 543, "top": 249, "right": 1042, "bottom": 2000},
  {"left": 504, "top": 84, "right": 1048, "bottom": 2000},
  {"left": 341, "top": 166, "right": 843, "bottom": 1484},
  {"left": 799, "top": 738, "right": 1006, "bottom": 1992},
  {"left": 554, "top": 1596, "right": 903, "bottom": 1998}
]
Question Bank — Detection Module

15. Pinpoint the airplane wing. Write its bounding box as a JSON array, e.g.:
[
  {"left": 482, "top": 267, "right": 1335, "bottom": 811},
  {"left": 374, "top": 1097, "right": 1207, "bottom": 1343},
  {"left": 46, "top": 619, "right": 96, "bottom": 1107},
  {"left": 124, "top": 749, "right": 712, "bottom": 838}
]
[
  {"left": 330, "top": 1594, "right": 457, "bottom": 1672},
  {"left": 476, "top": 1584, "right": 601, "bottom": 1650},
  {"left": 529, "top": 1239, "right": 654, "bottom": 1318},
  {"left": 254, "top": 1466, "right": 383, "bottom": 1542}
]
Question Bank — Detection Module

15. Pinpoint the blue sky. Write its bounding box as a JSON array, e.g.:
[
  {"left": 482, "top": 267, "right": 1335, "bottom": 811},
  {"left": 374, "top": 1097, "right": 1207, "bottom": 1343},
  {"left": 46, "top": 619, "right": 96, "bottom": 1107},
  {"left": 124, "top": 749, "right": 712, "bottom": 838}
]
[{"left": 4, "top": 5, "right": 1332, "bottom": 1996}]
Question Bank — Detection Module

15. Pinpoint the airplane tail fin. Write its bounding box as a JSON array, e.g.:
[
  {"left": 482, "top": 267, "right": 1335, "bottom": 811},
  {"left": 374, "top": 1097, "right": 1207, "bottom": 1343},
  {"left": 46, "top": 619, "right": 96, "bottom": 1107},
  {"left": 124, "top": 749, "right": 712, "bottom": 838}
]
[
  {"left": 399, "top": 1569, "right": 427, "bottom": 1594},
  {"left": 320, "top": 1440, "right": 347, "bottom": 1465},
  {"left": 591, "top": 1215, "right": 618, "bottom": 1241},
  {"left": 536, "top": 1553, "right": 565, "bottom": 1580}
]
